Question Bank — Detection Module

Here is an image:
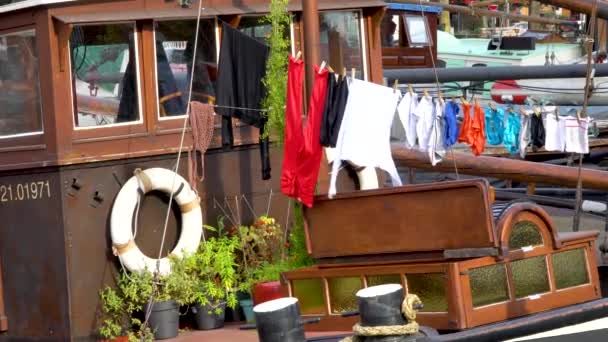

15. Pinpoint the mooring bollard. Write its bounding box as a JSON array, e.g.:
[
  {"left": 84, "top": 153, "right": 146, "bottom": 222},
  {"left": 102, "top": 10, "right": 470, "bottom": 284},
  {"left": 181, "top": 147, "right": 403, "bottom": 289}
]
[
  {"left": 253, "top": 297, "right": 307, "bottom": 342},
  {"left": 342, "top": 284, "right": 425, "bottom": 342}
]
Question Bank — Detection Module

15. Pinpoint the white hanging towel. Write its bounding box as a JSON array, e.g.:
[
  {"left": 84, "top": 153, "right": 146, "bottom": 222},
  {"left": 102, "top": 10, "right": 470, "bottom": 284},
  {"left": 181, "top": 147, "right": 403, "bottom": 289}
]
[
  {"left": 396, "top": 91, "right": 419, "bottom": 148},
  {"left": 544, "top": 115, "right": 566, "bottom": 152},
  {"left": 519, "top": 112, "right": 531, "bottom": 158},
  {"left": 429, "top": 99, "right": 446, "bottom": 166},
  {"left": 414, "top": 95, "right": 434, "bottom": 152},
  {"left": 565, "top": 116, "right": 590, "bottom": 154},
  {"left": 329, "top": 79, "right": 403, "bottom": 198}
]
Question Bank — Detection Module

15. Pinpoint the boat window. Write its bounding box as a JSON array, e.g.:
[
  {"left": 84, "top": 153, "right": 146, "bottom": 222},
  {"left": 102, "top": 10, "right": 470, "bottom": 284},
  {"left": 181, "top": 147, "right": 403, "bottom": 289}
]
[
  {"left": 509, "top": 221, "right": 544, "bottom": 250},
  {"left": 0, "top": 29, "right": 43, "bottom": 138},
  {"left": 403, "top": 15, "right": 432, "bottom": 47},
  {"left": 552, "top": 248, "right": 590, "bottom": 290},
  {"left": 511, "top": 256, "right": 550, "bottom": 299},
  {"left": 238, "top": 16, "right": 272, "bottom": 43},
  {"left": 469, "top": 264, "right": 510, "bottom": 307},
  {"left": 406, "top": 273, "right": 448, "bottom": 312},
  {"left": 366, "top": 274, "right": 402, "bottom": 287},
  {"left": 328, "top": 276, "right": 362, "bottom": 314},
  {"left": 381, "top": 14, "right": 400, "bottom": 47},
  {"left": 69, "top": 23, "right": 141, "bottom": 128},
  {"left": 154, "top": 19, "right": 217, "bottom": 118},
  {"left": 291, "top": 279, "right": 325, "bottom": 315},
  {"left": 319, "top": 10, "right": 365, "bottom": 80}
]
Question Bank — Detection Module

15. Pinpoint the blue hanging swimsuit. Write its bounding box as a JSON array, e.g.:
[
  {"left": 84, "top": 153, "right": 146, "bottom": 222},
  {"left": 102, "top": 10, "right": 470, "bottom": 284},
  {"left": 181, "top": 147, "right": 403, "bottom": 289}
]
[
  {"left": 484, "top": 106, "right": 505, "bottom": 145},
  {"left": 503, "top": 109, "right": 521, "bottom": 155},
  {"left": 443, "top": 101, "right": 460, "bottom": 147}
]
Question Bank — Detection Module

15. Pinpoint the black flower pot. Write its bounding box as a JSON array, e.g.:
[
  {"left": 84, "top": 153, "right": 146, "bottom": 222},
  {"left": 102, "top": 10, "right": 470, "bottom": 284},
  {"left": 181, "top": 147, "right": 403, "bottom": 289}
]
[
  {"left": 143, "top": 300, "right": 179, "bottom": 340},
  {"left": 193, "top": 301, "right": 227, "bottom": 330}
]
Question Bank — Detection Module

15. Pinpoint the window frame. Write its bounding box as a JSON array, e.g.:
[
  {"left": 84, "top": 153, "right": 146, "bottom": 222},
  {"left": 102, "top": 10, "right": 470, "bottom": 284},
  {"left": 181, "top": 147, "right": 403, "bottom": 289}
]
[
  {"left": 0, "top": 27, "right": 45, "bottom": 143},
  {"left": 152, "top": 16, "right": 220, "bottom": 126},
  {"left": 68, "top": 21, "right": 147, "bottom": 141},
  {"left": 403, "top": 14, "right": 433, "bottom": 47},
  {"left": 318, "top": 9, "right": 368, "bottom": 81}
]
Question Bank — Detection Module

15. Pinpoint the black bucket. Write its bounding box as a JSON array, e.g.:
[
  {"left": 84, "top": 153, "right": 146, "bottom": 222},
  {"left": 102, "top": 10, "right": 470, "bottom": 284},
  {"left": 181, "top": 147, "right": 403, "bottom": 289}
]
[
  {"left": 193, "top": 302, "right": 226, "bottom": 330},
  {"left": 144, "top": 300, "right": 179, "bottom": 340}
]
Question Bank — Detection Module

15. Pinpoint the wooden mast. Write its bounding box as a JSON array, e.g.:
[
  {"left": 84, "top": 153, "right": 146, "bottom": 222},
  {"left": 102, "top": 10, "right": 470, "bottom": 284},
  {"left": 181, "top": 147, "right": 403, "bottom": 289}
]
[{"left": 302, "top": 0, "right": 320, "bottom": 104}]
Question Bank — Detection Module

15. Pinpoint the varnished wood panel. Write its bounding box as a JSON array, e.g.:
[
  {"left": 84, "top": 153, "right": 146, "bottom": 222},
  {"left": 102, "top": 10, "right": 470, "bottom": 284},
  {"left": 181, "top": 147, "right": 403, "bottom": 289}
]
[{"left": 304, "top": 179, "right": 496, "bottom": 259}]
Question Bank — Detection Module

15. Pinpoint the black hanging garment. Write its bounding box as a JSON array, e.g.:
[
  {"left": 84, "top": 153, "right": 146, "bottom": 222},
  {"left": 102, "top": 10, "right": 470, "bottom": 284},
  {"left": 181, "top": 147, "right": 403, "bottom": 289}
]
[
  {"left": 216, "top": 23, "right": 271, "bottom": 180},
  {"left": 530, "top": 113, "right": 545, "bottom": 149},
  {"left": 320, "top": 74, "right": 349, "bottom": 147}
]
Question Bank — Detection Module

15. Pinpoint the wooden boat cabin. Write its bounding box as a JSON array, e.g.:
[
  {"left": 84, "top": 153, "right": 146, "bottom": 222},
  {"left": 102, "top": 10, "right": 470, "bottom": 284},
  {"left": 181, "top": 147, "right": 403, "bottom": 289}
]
[
  {"left": 283, "top": 179, "right": 602, "bottom": 331},
  {"left": 380, "top": 2, "right": 440, "bottom": 69},
  {"left": 0, "top": 0, "right": 386, "bottom": 340}
]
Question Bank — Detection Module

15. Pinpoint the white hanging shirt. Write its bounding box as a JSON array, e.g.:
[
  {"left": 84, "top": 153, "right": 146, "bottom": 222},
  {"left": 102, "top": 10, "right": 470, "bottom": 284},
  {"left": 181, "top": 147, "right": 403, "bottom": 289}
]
[
  {"left": 429, "top": 99, "right": 446, "bottom": 166},
  {"left": 519, "top": 111, "right": 531, "bottom": 158},
  {"left": 397, "top": 91, "right": 419, "bottom": 148},
  {"left": 413, "top": 95, "right": 434, "bottom": 151},
  {"left": 565, "top": 116, "right": 590, "bottom": 154},
  {"left": 329, "top": 79, "right": 403, "bottom": 198},
  {"left": 544, "top": 115, "right": 566, "bottom": 152}
]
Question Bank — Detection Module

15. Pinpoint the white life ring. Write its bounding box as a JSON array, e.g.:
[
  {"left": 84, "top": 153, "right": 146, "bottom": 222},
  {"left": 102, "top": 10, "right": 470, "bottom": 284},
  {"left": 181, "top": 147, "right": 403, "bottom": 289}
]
[
  {"left": 110, "top": 167, "right": 202, "bottom": 275},
  {"left": 325, "top": 147, "right": 379, "bottom": 190}
]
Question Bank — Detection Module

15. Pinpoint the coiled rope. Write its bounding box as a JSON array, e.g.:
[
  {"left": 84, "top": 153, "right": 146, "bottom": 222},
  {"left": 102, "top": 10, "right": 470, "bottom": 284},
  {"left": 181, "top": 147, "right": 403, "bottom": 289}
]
[{"left": 340, "top": 294, "right": 423, "bottom": 342}]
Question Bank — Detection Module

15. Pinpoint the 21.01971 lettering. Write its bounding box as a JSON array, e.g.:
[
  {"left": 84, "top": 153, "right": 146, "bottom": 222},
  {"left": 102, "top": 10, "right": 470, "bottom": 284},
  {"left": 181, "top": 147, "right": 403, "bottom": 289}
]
[{"left": 0, "top": 181, "right": 51, "bottom": 203}]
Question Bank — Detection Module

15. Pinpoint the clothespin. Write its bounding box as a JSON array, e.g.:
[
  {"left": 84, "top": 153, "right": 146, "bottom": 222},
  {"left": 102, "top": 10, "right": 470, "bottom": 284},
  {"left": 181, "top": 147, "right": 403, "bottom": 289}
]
[
  {"left": 351, "top": 68, "right": 356, "bottom": 79},
  {"left": 533, "top": 106, "right": 541, "bottom": 116},
  {"left": 319, "top": 61, "right": 326, "bottom": 74},
  {"left": 438, "top": 90, "right": 444, "bottom": 103},
  {"left": 575, "top": 109, "right": 582, "bottom": 124},
  {"left": 342, "top": 67, "right": 347, "bottom": 77},
  {"left": 473, "top": 95, "right": 480, "bottom": 106},
  {"left": 327, "top": 65, "right": 335, "bottom": 73},
  {"left": 489, "top": 101, "right": 497, "bottom": 110},
  {"left": 393, "top": 79, "right": 399, "bottom": 93},
  {"left": 423, "top": 89, "right": 430, "bottom": 98},
  {"left": 460, "top": 96, "right": 469, "bottom": 105},
  {"left": 295, "top": 51, "right": 302, "bottom": 60},
  {"left": 554, "top": 106, "right": 560, "bottom": 120},
  {"left": 408, "top": 84, "right": 414, "bottom": 95}
]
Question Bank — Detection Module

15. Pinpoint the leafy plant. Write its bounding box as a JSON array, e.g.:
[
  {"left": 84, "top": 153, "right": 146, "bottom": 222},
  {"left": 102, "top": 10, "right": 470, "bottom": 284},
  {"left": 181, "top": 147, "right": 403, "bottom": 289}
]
[
  {"left": 99, "top": 285, "right": 127, "bottom": 339},
  {"left": 260, "top": 0, "right": 291, "bottom": 141},
  {"left": 185, "top": 227, "right": 240, "bottom": 315}
]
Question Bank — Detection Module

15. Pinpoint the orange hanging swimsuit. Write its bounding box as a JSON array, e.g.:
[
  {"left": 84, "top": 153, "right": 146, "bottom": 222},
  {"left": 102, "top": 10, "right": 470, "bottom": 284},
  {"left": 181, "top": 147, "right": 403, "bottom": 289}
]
[
  {"left": 457, "top": 102, "right": 473, "bottom": 144},
  {"left": 470, "top": 103, "right": 486, "bottom": 156}
]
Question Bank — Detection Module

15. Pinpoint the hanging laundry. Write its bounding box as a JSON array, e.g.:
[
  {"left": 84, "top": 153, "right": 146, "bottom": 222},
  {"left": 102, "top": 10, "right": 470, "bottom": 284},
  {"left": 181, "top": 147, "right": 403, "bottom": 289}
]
[
  {"left": 530, "top": 111, "right": 546, "bottom": 149},
  {"left": 443, "top": 100, "right": 460, "bottom": 148},
  {"left": 470, "top": 101, "right": 486, "bottom": 156},
  {"left": 216, "top": 22, "right": 271, "bottom": 180},
  {"left": 485, "top": 106, "right": 504, "bottom": 145},
  {"left": 414, "top": 94, "right": 434, "bottom": 151},
  {"left": 457, "top": 102, "right": 473, "bottom": 145},
  {"left": 329, "top": 79, "right": 402, "bottom": 198},
  {"left": 519, "top": 111, "right": 532, "bottom": 158},
  {"left": 281, "top": 58, "right": 329, "bottom": 208},
  {"left": 503, "top": 107, "right": 521, "bottom": 155},
  {"left": 429, "top": 99, "right": 446, "bottom": 166},
  {"left": 320, "top": 73, "right": 349, "bottom": 147},
  {"left": 544, "top": 114, "right": 566, "bottom": 152},
  {"left": 397, "top": 91, "right": 418, "bottom": 148},
  {"left": 565, "top": 116, "right": 590, "bottom": 154}
]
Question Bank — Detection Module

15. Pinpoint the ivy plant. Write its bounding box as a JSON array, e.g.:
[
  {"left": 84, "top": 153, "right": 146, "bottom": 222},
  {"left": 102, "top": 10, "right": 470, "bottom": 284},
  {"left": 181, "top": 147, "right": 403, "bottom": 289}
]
[{"left": 261, "top": 0, "right": 291, "bottom": 142}]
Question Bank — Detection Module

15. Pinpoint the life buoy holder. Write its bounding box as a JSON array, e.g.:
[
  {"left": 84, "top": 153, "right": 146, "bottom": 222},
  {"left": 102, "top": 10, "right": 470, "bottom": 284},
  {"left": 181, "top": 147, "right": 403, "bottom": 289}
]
[
  {"left": 325, "top": 147, "right": 379, "bottom": 191},
  {"left": 110, "top": 167, "right": 202, "bottom": 275}
]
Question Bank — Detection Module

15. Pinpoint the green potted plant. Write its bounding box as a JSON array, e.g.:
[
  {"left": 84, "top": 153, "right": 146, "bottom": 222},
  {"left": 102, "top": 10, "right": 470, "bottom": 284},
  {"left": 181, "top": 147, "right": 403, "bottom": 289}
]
[
  {"left": 131, "top": 256, "right": 195, "bottom": 340},
  {"left": 187, "top": 223, "right": 239, "bottom": 330},
  {"left": 98, "top": 272, "right": 154, "bottom": 342},
  {"left": 99, "top": 284, "right": 129, "bottom": 342}
]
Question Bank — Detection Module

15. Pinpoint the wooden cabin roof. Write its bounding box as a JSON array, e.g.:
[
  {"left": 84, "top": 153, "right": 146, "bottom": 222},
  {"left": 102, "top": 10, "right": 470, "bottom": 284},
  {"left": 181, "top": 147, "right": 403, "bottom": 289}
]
[
  {"left": 0, "top": 0, "right": 75, "bottom": 14},
  {"left": 52, "top": 0, "right": 386, "bottom": 23}
]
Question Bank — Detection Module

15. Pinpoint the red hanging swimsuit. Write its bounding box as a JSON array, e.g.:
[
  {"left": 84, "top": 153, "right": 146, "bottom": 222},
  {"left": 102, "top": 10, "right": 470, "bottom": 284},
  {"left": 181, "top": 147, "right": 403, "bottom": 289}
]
[
  {"left": 281, "top": 56, "right": 329, "bottom": 207},
  {"left": 470, "top": 102, "right": 486, "bottom": 156}
]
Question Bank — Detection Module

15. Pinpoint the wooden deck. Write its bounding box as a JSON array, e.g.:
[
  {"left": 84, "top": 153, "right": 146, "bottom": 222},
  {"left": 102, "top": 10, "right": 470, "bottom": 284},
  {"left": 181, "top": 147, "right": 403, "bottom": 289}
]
[{"left": 168, "top": 323, "right": 350, "bottom": 342}]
